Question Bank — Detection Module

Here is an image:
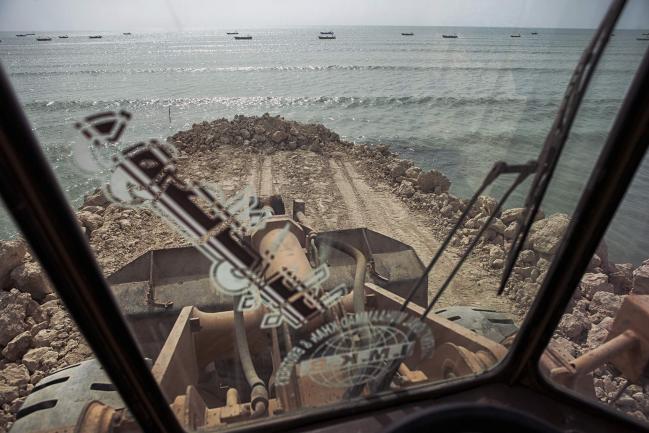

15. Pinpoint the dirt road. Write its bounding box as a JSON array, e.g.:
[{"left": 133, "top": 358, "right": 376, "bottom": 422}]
[{"left": 238, "top": 148, "right": 513, "bottom": 314}]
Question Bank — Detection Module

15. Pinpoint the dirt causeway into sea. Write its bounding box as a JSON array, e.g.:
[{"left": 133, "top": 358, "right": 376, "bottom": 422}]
[{"left": 1, "top": 114, "right": 648, "bottom": 431}]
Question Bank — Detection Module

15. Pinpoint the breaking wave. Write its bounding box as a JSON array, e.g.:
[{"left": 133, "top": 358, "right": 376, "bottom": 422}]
[{"left": 11, "top": 64, "right": 633, "bottom": 77}]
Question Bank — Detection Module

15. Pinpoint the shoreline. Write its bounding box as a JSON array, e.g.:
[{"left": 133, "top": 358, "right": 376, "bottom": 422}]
[{"left": 0, "top": 114, "right": 648, "bottom": 430}]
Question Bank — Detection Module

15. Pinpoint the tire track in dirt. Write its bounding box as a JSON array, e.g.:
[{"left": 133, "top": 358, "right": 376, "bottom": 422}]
[{"left": 329, "top": 157, "right": 512, "bottom": 312}]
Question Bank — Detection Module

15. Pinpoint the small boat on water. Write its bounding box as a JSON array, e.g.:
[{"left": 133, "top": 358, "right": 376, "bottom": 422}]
[
  {"left": 226, "top": 32, "right": 239, "bottom": 35},
  {"left": 58, "top": 35, "right": 69, "bottom": 39},
  {"left": 25, "top": 33, "right": 35, "bottom": 36},
  {"left": 531, "top": 32, "right": 538, "bottom": 35},
  {"left": 89, "top": 35, "right": 103, "bottom": 39},
  {"left": 401, "top": 32, "right": 414, "bottom": 36},
  {"left": 123, "top": 32, "right": 132, "bottom": 35},
  {"left": 16, "top": 34, "right": 27, "bottom": 37},
  {"left": 234, "top": 35, "right": 252, "bottom": 40},
  {"left": 442, "top": 34, "right": 458, "bottom": 39},
  {"left": 637, "top": 37, "right": 649, "bottom": 41},
  {"left": 36, "top": 37, "right": 52, "bottom": 41},
  {"left": 510, "top": 33, "right": 521, "bottom": 38},
  {"left": 318, "top": 35, "right": 336, "bottom": 40},
  {"left": 320, "top": 31, "right": 334, "bottom": 35}
]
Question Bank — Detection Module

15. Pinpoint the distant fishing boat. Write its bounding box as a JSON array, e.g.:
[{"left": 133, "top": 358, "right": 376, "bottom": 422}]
[
  {"left": 58, "top": 35, "right": 69, "bottom": 39},
  {"left": 531, "top": 32, "right": 538, "bottom": 35},
  {"left": 320, "top": 31, "right": 334, "bottom": 35},
  {"left": 89, "top": 35, "right": 102, "bottom": 39},
  {"left": 226, "top": 32, "right": 239, "bottom": 35},
  {"left": 318, "top": 35, "right": 336, "bottom": 40},
  {"left": 25, "top": 33, "right": 35, "bottom": 36},
  {"left": 123, "top": 32, "right": 132, "bottom": 35},
  {"left": 234, "top": 35, "right": 252, "bottom": 40},
  {"left": 510, "top": 33, "right": 521, "bottom": 38},
  {"left": 637, "top": 37, "right": 649, "bottom": 41},
  {"left": 36, "top": 37, "right": 52, "bottom": 41},
  {"left": 401, "top": 32, "right": 414, "bottom": 36},
  {"left": 643, "top": 32, "right": 649, "bottom": 36},
  {"left": 442, "top": 34, "right": 458, "bottom": 39},
  {"left": 16, "top": 34, "right": 27, "bottom": 37}
]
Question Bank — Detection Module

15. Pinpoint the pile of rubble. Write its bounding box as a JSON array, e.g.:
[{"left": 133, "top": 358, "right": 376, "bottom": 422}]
[
  {"left": 554, "top": 258, "right": 649, "bottom": 420},
  {"left": 170, "top": 113, "right": 345, "bottom": 155},
  {"left": 0, "top": 241, "right": 92, "bottom": 432}
]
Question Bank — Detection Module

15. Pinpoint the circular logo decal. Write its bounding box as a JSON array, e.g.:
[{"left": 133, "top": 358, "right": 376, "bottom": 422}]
[{"left": 276, "top": 310, "right": 434, "bottom": 388}]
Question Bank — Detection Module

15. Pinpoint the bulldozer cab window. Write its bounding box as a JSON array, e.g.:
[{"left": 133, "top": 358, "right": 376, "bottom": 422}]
[
  {"left": 541, "top": 150, "right": 649, "bottom": 426},
  {"left": 0, "top": 1, "right": 648, "bottom": 432}
]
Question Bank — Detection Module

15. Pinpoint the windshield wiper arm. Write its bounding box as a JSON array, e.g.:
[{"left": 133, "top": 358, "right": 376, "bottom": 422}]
[
  {"left": 497, "top": 0, "right": 626, "bottom": 296},
  {"left": 366, "top": 161, "right": 535, "bottom": 395},
  {"left": 371, "top": 0, "right": 626, "bottom": 395}
]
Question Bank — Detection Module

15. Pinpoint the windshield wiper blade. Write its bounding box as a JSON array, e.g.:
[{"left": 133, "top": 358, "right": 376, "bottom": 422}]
[{"left": 497, "top": 0, "right": 626, "bottom": 296}]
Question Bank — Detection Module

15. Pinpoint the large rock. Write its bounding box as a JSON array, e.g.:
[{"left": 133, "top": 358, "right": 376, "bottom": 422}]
[
  {"left": 500, "top": 208, "right": 544, "bottom": 226},
  {"left": 77, "top": 210, "right": 104, "bottom": 234},
  {"left": 0, "top": 240, "right": 26, "bottom": 289},
  {"left": 396, "top": 180, "right": 415, "bottom": 198},
  {"left": 1, "top": 364, "right": 30, "bottom": 387},
  {"left": 558, "top": 312, "right": 589, "bottom": 341},
  {"left": 518, "top": 249, "right": 538, "bottom": 266},
  {"left": 389, "top": 160, "right": 412, "bottom": 180},
  {"left": 22, "top": 347, "right": 59, "bottom": 373},
  {"left": 609, "top": 263, "right": 634, "bottom": 294},
  {"left": 0, "top": 384, "right": 19, "bottom": 405},
  {"left": 404, "top": 166, "right": 421, "bottom": 180},
  {"left": 476, "top": 196, "right": 498, "bottom": 216},
  {"left": 270, "top": 130, "right": 288, "bottom": 144},
  {"left": 416, "top": 170, "right": 450, "bottom": 194},
  {"left": 528, "top": 213, "right": 570, "bottom": 256},
  {"left": 580, "top": 273, "right": 614, "bottom": 300},
  {"left": 589, "top": 291, "right": 624, "bottom": 318},
  {"left": 488, "top": 218, "right": 506, "bottom": 235},
  {"left": 501, "top": 208, "right": 524, "bottom": 225},
  {"left": 83, "top": 189, "right": 110, "bottom": 208},
  {"left": 586, "top": 317, "right": 614, "bottom": 349},
  {"left": 503, "top": 222, "right": 519, "bottom": 240},
  {"left": 32, "top": 329, "right": 57, "bottom": 348},
  {"left": 1, "top": 331, "right": 31, "bottom": 361},
  {"left": 10, "top": 262, "right": 53, "bottom": 301},
  {"left": 0, "top": 289, "right": 30, "bottom": 346},
  {"left": 632, "top": 260, "right": 649, "bottom": 295}
]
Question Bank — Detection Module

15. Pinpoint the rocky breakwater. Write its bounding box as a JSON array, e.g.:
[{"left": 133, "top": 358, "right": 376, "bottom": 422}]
[{"left": 0, "top": 114, "right": 647, "bottom": 429}]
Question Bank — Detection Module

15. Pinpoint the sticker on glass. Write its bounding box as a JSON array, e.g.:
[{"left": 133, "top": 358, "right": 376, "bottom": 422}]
[
  {"left": 72, "top": 111, "right": 348, "bottom": 330},
  {"left": 275, "top": 310, "right": 434, "bottom": 388}
]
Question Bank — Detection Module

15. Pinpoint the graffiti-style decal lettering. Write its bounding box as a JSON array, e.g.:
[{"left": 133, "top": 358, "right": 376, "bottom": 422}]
[{"left": 73, "top": 111, "right": 348, "bottom": 329}]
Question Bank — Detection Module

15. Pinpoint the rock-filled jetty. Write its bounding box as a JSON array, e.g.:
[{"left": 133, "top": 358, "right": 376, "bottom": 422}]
[{"left": 0, "top": 114, "right": 647, "bottom": 430}]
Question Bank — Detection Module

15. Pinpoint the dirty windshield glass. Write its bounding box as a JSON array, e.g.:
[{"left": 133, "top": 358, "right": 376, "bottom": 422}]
[{"left": 0, "top": 0, "right": 648, "bottom": 431}]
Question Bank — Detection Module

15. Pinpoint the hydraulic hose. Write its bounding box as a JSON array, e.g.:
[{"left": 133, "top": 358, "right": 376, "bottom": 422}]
[
  {"left": 316, "top": 237, "right": 367, "bottom": 313},
  {"left": 233, "top": 300, "right": 268, "bottom": 418}
]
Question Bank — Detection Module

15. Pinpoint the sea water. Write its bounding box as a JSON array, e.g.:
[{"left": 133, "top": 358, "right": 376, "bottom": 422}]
[{"left": 0, "top": 26, "right": 647, "bottom": 263}]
